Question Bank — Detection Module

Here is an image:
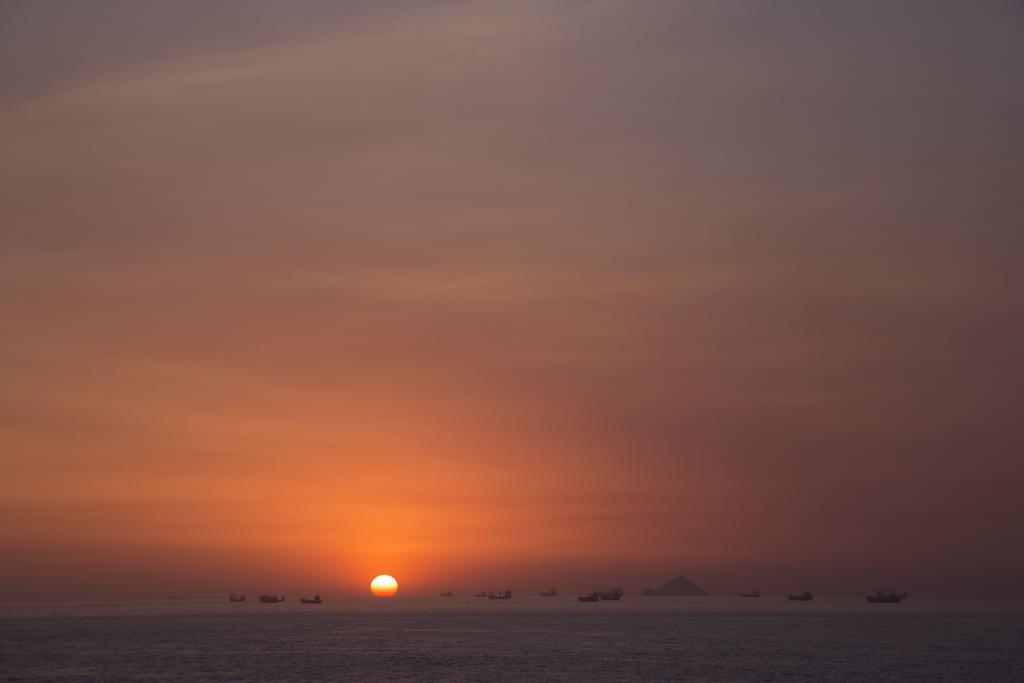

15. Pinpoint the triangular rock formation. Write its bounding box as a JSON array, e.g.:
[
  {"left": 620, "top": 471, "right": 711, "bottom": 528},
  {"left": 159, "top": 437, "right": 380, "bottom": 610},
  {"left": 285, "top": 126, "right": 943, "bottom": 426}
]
[{"left": 642, "top": 575, "right": 708, "bottom": 596}]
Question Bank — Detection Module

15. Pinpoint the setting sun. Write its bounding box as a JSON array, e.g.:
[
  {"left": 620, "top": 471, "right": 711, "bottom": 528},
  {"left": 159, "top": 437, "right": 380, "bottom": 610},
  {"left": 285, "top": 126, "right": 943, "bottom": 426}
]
[{"left": 370, "top": 574, "right": 398, "bottom": 597}]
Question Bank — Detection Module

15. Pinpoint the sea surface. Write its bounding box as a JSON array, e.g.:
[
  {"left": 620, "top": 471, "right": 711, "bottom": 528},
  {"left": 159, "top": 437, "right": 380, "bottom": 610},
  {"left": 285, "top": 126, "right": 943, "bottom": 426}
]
[{"left": 2, "top": 596, "right": 1022, "bottom": 681}]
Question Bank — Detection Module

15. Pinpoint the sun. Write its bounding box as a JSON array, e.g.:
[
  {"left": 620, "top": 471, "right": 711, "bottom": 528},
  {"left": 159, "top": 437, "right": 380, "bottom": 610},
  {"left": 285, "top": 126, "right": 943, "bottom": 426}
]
[{"left": 370, "top": 574, "right": 398, "bottom": 597}]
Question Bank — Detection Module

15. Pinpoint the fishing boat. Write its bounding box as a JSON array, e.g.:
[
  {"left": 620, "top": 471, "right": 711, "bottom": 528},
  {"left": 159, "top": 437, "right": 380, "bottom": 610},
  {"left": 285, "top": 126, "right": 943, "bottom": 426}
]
[
  {"left": 740, "top": 590, "right": 761, "bottom": 598},
  {"left": 300, "top": 593, "right": 322, "bottom": 604},
  {"left": 488, "top": 590, "right": 512, "bottom": 600},
  {"left": 578, "top": 592, "right": 600, "bottom": 602},
  {"left": 787, "top": 592, "right": 814, "bottom": 601},
  {"left": 228, "top": 593, "right": 247, "bottom": 602},
  {"left": 539, "top": 587, "right": 557, "bottom": 597},
  {"left": 597, "top": 588, "right": 623, "bottom": 600},
  {"left": 866, "top": 589, "right": 906, "bottom": 604},
  {"left": 258, "top": 594, "right": 285, "bottom": 603}
]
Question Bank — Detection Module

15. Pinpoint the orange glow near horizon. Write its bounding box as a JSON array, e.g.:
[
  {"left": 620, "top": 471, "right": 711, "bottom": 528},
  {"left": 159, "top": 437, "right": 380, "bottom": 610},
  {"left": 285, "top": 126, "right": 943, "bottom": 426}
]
[
  {"left": 370, "top": 574, "right": 399, "bottom": 597},
  {"left": 2, "top": 0, "right": 1022, "bottom": 604}
]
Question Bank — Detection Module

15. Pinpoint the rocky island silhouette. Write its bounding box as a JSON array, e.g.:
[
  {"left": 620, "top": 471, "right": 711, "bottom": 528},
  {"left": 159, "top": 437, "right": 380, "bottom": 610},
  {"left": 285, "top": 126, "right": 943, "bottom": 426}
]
[{"left": 642, "top": 575, "right": 708, "bottom": 596}]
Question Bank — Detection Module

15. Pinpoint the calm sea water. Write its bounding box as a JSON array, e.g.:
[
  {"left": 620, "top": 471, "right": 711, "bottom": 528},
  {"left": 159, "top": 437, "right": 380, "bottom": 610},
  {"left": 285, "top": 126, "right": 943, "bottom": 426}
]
[{"left": 2, "top": 596, "right": 1022, "bottom": 681}]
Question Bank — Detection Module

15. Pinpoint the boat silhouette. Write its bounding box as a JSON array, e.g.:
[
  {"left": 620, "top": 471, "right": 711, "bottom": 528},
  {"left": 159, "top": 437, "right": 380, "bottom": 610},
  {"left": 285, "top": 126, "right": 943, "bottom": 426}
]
[
  {"left": 487, "top": 590, "right": 511, "bottom": 600},
  {"left": 597, "top": 588, "right": 623, "bottom": 600},
  {"left": 228, "top": 593, "right": 247, "bottom": 602},
  {"left": 258, "top": 594, "right": 285, "bottom": 603},
  {"left": 866, "top": 589, "right": 906, "bottom": 603},
  {"left": 740, "top": 590, "right": 761, "bottom": 598},
  {"left": 787, "top": 592, "right": 814, "bottom": 601},
  {"left": 300, "top": 593, "right": 322, "bottom": 604},
  {"left": 578, "top": 592, "right": 600, "bottom": 602},
  {"left": 539, "top": 587, "right": 558, "bottom": 597}
]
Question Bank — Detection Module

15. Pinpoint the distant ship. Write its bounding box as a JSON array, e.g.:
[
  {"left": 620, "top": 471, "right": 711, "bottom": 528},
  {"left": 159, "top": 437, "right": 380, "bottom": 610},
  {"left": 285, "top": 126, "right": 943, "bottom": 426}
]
[
  {"left": 788, "top": 592, "right": 814, "bottom": 601},
  {"left": 228, "top": 593, "right": 247, "bottom": 602},
  {"left": 578, "top": 592, "right": 600, "bottom": 602},
  {"left": 539, "top": 587, "right": 558, "bottom": 597},
  {"left": 475, "top": 591, "right": 488, "bottom": 598},
  {"left": 440, "top": 591, "right": 454, "bottom": 597},
  {"left": 300, "top": 593, "right": 322, "bottom": 604},
  {"left": 488, "top": 590, "right": 512, "bottom": 600},
  {"left": 866, "top": 589, "right": 906, "bottom": 604},
  {"left": 740, "top": 590, "right": 761, "bottom": 598},
  {"left": 258, "top": 594, "right": 285, "bottom": 603},
  {"left": 597, "top": 588, "right": 623, "bottom": 601}
]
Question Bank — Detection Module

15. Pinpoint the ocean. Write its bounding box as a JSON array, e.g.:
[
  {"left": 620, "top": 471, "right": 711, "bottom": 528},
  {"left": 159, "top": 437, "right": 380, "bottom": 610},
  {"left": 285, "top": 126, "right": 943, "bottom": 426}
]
[{"left": 2, "top": 596, "right": 1022, "bottom": 681}]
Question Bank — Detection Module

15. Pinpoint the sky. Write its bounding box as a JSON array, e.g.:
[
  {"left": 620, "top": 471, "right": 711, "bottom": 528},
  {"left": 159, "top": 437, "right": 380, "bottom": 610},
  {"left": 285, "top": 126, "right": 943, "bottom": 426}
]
[{"left": 1, "top": 0, "right": 1022, "bottom": 601}]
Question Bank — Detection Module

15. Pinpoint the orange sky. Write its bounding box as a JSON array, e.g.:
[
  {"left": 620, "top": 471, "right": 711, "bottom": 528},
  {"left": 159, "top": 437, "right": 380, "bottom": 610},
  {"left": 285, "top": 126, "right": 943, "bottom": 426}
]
[{"left": 2, "top": 1, "right": 1023, "bottom": 600}]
